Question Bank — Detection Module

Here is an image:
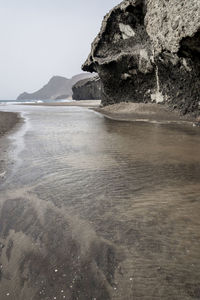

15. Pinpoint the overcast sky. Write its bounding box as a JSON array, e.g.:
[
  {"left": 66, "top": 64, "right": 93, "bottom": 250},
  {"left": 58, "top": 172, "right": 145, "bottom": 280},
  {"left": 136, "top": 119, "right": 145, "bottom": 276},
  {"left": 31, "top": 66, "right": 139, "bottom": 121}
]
[{"left": 0, "top": 0, "right": 120, "bottom": 99}]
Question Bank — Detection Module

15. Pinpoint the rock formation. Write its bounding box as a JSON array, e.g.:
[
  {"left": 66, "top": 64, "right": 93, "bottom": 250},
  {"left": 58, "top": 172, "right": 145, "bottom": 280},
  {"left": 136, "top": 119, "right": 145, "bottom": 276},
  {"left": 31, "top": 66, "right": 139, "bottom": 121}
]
[
  {"left": 17, "top": 73, "right": 92, "bottom": 101},
  {"left": 82, "top": 0, "right": 200, "bottom": 116},
  {"left": 72, "top": 76, "right": 101, "bottom": 100}
]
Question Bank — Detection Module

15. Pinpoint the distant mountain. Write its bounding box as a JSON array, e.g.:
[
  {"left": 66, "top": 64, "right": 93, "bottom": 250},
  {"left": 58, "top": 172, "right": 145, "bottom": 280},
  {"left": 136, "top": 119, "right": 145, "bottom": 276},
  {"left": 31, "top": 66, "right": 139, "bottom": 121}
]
[{"left": 17, "top": 73, "right": 93, "bottom": 101}]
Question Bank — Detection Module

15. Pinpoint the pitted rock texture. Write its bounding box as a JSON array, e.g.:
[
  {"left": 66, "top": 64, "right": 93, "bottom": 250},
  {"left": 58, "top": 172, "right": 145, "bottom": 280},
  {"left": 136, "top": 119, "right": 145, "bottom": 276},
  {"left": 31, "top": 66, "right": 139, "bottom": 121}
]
[
  {"left": 82, "top": 0, "right": 200, "bottom": 116},
  {"left": 72, "top": 76, "right": 101, "bottom": 100}
]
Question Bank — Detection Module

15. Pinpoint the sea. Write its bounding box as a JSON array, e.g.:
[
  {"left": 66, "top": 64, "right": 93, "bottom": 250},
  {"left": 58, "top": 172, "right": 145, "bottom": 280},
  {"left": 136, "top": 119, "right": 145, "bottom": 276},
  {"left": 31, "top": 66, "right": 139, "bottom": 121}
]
[{"left": 0, "top": 99, "right": 74, "bottom": 104}]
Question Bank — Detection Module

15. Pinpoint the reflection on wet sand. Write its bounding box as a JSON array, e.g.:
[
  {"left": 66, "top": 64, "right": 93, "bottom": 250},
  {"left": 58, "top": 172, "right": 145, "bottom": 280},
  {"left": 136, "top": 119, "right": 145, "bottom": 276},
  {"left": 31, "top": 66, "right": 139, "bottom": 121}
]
[
  {"left": 0, "top": 189, "right": 119, "bottom": 300},
  {"left": 0, "top": 105, "right": 200, "bottom": 299}
]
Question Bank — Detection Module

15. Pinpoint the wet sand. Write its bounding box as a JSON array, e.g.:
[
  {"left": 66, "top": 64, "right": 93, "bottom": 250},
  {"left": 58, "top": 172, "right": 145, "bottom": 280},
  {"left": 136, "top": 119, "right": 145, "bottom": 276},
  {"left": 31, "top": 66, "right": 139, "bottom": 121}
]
[
  {"left": 0, "top": 111, "right": 20, "bottom": 136},
  {"left": 94, "top": 102, "right": 199, "bottom": 125},
  {"left": 0, "top": 112, "right": 21, "bottom": 178},
  {"left": 0, "top": 105, "right": 199, "bottom": 299}
]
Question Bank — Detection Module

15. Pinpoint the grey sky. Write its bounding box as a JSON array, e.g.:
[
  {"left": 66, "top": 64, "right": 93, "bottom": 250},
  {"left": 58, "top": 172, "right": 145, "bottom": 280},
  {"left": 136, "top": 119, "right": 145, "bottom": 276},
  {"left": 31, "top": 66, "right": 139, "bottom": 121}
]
[{"left": 0, "top": 0, "right": 120, "bottom": 99}]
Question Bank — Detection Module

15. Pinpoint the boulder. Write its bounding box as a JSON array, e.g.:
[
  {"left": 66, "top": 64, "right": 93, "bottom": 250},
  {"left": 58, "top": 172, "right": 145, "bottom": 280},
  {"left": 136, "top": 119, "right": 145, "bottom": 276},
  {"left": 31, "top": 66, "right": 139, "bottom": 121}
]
[{"left": 72, "top": 76, "right": 101, "bottom": 100}]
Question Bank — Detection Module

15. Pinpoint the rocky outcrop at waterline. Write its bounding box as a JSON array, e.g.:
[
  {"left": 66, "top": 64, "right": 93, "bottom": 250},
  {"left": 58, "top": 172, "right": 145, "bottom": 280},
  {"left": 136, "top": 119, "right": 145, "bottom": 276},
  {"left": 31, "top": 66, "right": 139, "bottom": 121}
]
[
  {"left": 72, "top": 76, "right": 101, "bottom": 100},
  {"left": 82, "top": 0, "right": 200, "bottom": 117}
]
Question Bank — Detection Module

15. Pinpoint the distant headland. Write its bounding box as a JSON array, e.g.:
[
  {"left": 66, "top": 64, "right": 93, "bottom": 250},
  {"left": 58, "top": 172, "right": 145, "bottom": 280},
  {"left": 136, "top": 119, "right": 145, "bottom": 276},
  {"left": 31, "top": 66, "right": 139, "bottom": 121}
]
[{"left": 17, "top": 73, "right": 93, "bottom": 101}]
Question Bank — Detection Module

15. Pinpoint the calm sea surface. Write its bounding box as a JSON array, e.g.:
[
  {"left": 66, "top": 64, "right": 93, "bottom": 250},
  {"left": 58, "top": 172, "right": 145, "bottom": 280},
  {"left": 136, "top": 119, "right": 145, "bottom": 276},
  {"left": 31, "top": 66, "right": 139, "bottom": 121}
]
[{"left": 0, "top": 104, "right": 200, "bottom": 300}]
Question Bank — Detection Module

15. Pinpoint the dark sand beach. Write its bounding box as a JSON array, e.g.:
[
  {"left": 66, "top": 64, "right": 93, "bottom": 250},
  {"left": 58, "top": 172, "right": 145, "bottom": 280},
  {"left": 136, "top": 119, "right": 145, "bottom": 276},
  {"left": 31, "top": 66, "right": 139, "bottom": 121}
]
[
  {"left": 94, "top": 102, "right": 199, "bottom": 125},
  {"left": 0, "top": 111, "right": 20, "bottom": 136},
  {"left": 0, "top": 111, "right": 21, "bottom": 178}
]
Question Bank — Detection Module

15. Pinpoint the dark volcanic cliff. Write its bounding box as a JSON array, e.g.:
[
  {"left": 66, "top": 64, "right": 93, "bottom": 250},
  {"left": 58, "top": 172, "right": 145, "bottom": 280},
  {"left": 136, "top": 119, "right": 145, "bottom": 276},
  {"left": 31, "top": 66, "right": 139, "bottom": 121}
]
[
  {"left": 72, "top": 76, "right": 101, "bottom": 100},
  {"left": 17, "top": 74, "right": 92, "bottom": 101},
  {"left": 82, "top": 0, "right": 200, "bottom": 117}
]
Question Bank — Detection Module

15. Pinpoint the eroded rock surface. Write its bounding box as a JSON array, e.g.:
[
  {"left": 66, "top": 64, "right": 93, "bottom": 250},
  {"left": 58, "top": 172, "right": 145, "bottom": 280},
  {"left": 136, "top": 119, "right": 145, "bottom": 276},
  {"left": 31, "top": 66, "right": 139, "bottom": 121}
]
[
  {"left": 72, "top": 76, "right": 101, "bottom": 100},
  {"left": 82, "top": 0, "right": 200, "bottom": 116}
]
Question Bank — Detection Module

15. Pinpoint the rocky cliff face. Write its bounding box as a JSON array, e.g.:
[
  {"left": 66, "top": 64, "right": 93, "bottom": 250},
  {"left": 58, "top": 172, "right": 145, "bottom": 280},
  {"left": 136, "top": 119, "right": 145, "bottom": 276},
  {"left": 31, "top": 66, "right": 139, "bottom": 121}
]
[
  {"left": 82, "top": 0, "right": 200, "bottom": 116},
  {"left": 17, "top": 74, "right": 92, "bottom": 101},
  {"left": 72, "top": 76, "right": 101, "bottom": 100}
]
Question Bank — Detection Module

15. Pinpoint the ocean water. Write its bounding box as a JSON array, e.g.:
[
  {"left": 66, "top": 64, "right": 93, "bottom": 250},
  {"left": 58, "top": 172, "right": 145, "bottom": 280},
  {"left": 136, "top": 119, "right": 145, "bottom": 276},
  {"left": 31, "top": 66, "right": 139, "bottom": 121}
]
[
  {"left": 0, "top": 104, "right": 200, "bottom": 300},
  {"left": 0, "top": 99, "right": 74, "bottom": 104}
]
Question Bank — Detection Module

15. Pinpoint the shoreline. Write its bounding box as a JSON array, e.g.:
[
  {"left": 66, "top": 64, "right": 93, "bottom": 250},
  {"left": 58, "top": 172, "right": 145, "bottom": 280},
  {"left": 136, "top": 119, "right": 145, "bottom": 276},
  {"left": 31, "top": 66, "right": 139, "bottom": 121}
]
[
  {"left": 92, "top": 102, "right": 200, "bottom": 126},
  {"left": 20, "top": 100, "right": 200, "bottom": 126},
  {"left": 0, "top": 111, "right": 21, "bottom": 179}
]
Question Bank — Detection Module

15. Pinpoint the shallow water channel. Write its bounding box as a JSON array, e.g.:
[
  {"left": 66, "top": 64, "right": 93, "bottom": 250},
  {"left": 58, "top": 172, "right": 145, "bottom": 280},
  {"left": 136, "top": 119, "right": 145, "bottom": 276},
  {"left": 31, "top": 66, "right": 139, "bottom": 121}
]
[{"left": 0, "top": 105, "right": 200, "bottom": 300}]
